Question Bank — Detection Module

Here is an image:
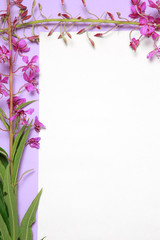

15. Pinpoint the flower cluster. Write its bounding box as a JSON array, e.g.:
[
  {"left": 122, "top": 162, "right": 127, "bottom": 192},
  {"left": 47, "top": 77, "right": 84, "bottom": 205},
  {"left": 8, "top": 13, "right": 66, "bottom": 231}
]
[
  {"left": 129, "top": 0, "right": 160, "bottom": 58},
  {"left": 0, "top": 35, "right": 44, "bottom": 149}
]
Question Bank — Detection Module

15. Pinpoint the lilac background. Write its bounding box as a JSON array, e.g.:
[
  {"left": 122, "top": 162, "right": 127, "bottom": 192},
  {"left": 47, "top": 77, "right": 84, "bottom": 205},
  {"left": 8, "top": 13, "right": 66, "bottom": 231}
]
[{"left": 0, "top": 0, "right": 133, "bottom": 239}]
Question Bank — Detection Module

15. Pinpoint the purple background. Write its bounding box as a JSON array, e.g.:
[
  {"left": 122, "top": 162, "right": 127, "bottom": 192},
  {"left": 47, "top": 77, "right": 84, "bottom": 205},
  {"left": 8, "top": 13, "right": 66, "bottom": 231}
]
[{"left": 0, "top": 0, "right": 133, "bottom": 239}]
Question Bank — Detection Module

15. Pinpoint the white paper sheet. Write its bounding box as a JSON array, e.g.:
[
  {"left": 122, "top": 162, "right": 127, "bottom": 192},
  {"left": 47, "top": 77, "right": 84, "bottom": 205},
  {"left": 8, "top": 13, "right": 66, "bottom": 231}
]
[{"left": 39, "top": 31, "right": 160, "bottom": 240}]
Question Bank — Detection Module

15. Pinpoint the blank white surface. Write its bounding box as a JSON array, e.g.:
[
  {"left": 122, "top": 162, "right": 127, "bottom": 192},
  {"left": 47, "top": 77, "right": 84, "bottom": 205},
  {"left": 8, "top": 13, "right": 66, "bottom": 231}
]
[{"left": 39, "top": 32, "right": 160, "bottom": 240}]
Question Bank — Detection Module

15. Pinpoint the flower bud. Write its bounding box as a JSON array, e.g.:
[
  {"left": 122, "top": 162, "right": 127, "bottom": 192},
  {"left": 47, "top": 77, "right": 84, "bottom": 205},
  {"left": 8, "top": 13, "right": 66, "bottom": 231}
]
[{"left": 131, "top": 0, "right": 140, "bottom": 5}]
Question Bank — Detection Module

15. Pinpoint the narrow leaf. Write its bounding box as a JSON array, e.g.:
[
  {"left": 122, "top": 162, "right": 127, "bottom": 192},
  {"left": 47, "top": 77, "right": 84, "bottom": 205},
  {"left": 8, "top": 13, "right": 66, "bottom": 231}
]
[
  {"left": 0, "top": 148, "right": 8, "bottom": 168},
  {"left": 16, "top": 100, "right": 37, "bottom": 111},
  {"left": 0, "top": 195, "right": 10, "bottom": 234},
  {"left": 12, "top": 122, "right": 32, "bottom": 185},
  {"left": 3, "top": 166, "right": 19, "bottom": 240},
  {"left": 0, "top": 161, "right": 5, "bottom": 183},
  {"left": 12, "top": 125, "right": 26, "bottom": 160},
  {"left": 20, "top": 189, "right": 42, "bottom": 240},
  {"left": 0, "top": 214, "right": 11, "bottom": 240},
  {"left": 0, "top": 111, "right": 9, "bottom": 130},
  {"left": 0, "top": 108, "right": 8, "bottom": 119}
]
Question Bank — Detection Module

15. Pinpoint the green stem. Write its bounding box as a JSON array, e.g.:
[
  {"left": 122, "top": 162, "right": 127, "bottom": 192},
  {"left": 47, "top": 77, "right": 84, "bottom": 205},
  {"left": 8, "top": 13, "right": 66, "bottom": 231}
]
[
  {"left": 0, "top": 18, "right": 141, "bottom": 33},
  {"left": 7, "top": 0, "right": 14, "bottom": 180}
]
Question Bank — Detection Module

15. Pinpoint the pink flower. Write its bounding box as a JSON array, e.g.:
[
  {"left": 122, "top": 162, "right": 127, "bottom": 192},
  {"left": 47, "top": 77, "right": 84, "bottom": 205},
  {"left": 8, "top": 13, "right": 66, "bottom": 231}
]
[
  {"left": 147, "top": 47, "right": 160, "bottom": 59},
  {"left": 0, "top": 74, "right": 8, "bottom": 84},
  {"left": 0, "top": 45, "right": 11, "bottom": 63},
  {"left": 129, "top": 2, "right": 146, "bottom": 19},
  {"left": 12, "top": 37, "right": 30, "bottom": 54},
  {"left": 34, "top": 116, "right": 45, "bottom": 133},
  {"left": 10, "top": 108, "right": 34, "bottom": 125},
  {"left": 26, "top": 137, "right": 41, "bottom": 149},
  {"left": 130, "top": 38, "right": 139, "bottom": 51},
  {"left": 0, "top": 85, "right": 8, "bottom": 98},
  {"left": 139, "top": 16, "right": 155, "bottom": 37},
  {"left": 7, "top": 96, "right": 26, "bottom": 110},
  {"left": 22, "top": 55, "right": 40, "bottom": 73},
  {"left": 23, "top": 71, "right": 39, "bottom": 93},
  {"left": 148, "top": 0, "right": 160, "bottom": 11}
]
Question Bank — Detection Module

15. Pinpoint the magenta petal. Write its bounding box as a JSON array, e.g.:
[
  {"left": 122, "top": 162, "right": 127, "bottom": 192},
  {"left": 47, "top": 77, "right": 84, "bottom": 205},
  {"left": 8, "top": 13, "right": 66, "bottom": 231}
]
[
  {"left": 31, "top": 55, "right": 38, "bottom": 63},
  {"left": 131, "top": 5, "right": 137, "bottom": 14},
  {"left": 140, "top": 26, "right": 148, "bottom": 35},
  {"left": 18, "top": 39, "right": 27, "bottom": 49},
  {"left": 23, "top": 47, "right": 30, "bottom": 52},
  {"left": 139, "top": 17, "right": 147, "bottom": 25},
  {"left": 140, "top": 2, "right": 146, "bottom": 11},
  {"left": 152, "top": 32, "right": 159, "bottom": 40},
  {"left": 148, "top": 0, "right": 158, "bottom": 8},
  {"left": 25, "top": 83, "right": 35, "bottom": 92},
  {"left": 147, "top": 50, "right": 155, "bottom": 59},
  {"left": 10, "top": 114, "right": 17, "bottom": 121},
  {"left": 25, "top": 108, "right": 34, "bottom": 115},
  {"left": 2, "top": 77, "right": 8, "bottom": 83},
  {"left": 2, "top": 90, "right": 8, "bottom": 97}
]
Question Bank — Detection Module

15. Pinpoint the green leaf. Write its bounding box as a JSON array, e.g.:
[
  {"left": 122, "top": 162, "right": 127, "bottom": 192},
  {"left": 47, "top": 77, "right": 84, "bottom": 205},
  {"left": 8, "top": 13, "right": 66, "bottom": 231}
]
[
  {"left": 0, "top": 195, "right": 10, "bottom": 235},
  {"left": 20, "top": 189, "right": 42, "bottom": 240},
  {"left": 0, "top": 108, "right": 8, "bottom": 119},
  {"left": 16, "top": 100, "right": 37, "bottom": 111},
  {"left": 0, "top": 213, "right": 11, "bottom": 240},
  {"left": 12, "top": 125, "right": 26, "bottom": 160},
  {"left": 0, "top": 147, "right": 8, "bottom": 157},
  {"left": 0, "top": 161, "right": 5, "bottom": 183},
  {"left": 12, "top": 122, "right": 32, "bottom": 185},
  {"left": 0, "top": 148, "right": 8, "bottom": 168},
  {"left": 3, "top": 166, "right": 19, "bottom": 240},
  {"left": 0, "top": 111, "right": 9, "bottom": 131}
]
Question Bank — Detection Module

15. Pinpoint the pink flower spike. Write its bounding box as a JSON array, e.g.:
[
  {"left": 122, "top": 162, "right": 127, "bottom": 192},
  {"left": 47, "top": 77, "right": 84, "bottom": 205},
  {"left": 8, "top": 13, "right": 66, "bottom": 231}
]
[
  {"left": 26, "top": 137, "right": 41, "bottom": 149},
  {"left": 34, "top": 116, "right": 45, "bottom": 133},
  {"left": 130, "top": 38, "right": 139, "bottom": 51}
]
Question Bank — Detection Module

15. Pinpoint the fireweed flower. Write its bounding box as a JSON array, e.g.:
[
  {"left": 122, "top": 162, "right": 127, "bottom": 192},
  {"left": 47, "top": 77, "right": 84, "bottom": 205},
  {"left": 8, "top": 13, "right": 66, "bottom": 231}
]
[
  {"left": 147, "top": 47, "right": 160, "bottom": 59},
  {"left": 10, "top": 108, "right": 34, "bottom": 125},
  {"left": 0, "top": 74, "right": 8, "bottom": 84},
  {"left": 139, "top": 16, "right": 156, "bottom": 37},
  {"left": 130, "top": 38, "right": 139, "bottom": 51},
  {"left": 0, "top": 45, "right": 11, "bottom": 63},
  {"left": 34, "top": 116, "right": 45, "bottom": 133},
  {"left": 12, "top": 37, "right": 30, "bottom": 54},
  {"left": 23, "top": 71, "right": 39, "bottom": 93},
  {"left": 26, "top": 137, "right": 41, "bottom": 149},
  {"left": 22, "top": 55, "right": 40, "bottom": 74},
  {"left": 129, "top": 1, "right": 146, "bottom": 19},
  {"left": 148, "top": 0, "right": 160, "bottom": 11},
  {"left": 7, "top": 96, "right": 26, "bottom": 110}
]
